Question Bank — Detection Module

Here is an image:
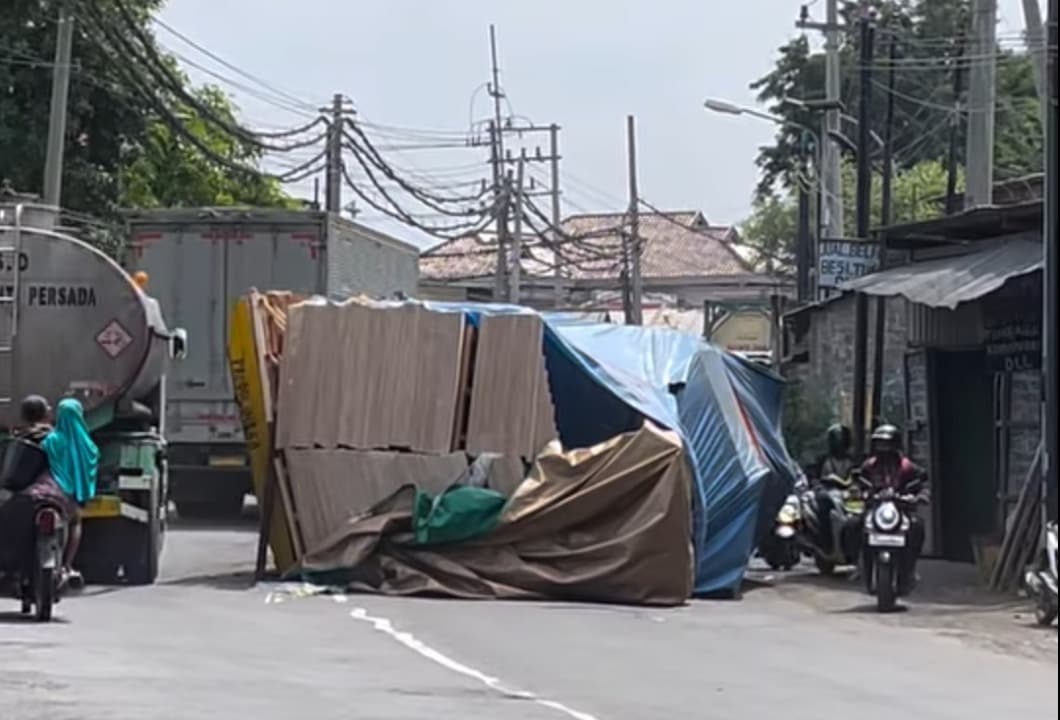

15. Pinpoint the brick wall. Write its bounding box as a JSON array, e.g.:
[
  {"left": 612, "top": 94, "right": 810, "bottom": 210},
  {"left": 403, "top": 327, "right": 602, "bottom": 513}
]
[{"left": 785, "top": 294, "right": 908, "bottom": 430}]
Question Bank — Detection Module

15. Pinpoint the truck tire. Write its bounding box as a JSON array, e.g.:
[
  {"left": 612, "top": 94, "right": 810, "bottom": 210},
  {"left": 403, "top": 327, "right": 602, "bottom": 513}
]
[
  {"left": 175, "top": 488, "right": 246, "bottom": 521},
  {"left": 125, "top": 516, "right": 161, "bottom": 586}
]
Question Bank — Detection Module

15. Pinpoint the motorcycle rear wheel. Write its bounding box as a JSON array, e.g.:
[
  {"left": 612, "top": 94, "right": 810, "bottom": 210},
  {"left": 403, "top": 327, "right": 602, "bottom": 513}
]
[
  {"left": 1035, "top": 594, "right": 1057, "bottom": 626},
  {"left": 34, "top": 567, "right": 54, "bottom": 622},
  {"left": 814, "top": 557, "right": 837, "bottom": 576}
]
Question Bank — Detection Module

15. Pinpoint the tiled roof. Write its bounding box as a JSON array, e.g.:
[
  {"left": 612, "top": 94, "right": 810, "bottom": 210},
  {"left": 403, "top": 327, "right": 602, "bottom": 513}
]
[{"left": 420, "top": 210, "right": 753, "bottom": 282}]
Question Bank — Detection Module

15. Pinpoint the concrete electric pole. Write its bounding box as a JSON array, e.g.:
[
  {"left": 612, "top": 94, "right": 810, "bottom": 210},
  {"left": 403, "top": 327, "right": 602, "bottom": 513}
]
[
  {"left": 324, "top": 93, "right": 350, "bottom": 214},
  {"left": 797, "top": 0, "right": 844, "bottom": 240},
  {"left": 1043, "top": 0, "right": 1057, "bottom": 522},
  {"left": 549, "top": 124, "right": 563, "bottom": 307},
  {"left": 510, "top": 157, "right": 525, "bottom": 304},
  {"left": 488, "top": 25, "right": 511, "bottom": 302},
  {"left": 965, "top": 0, "right": 998, "bottom": 207},
  {"left": 852, "top": 13, "right": 875, "bottom": 457},
  {"left": 626, "top": 115, "right": 643, "bottom": 326},
  {"left": 43, "top": 3, "right": 75, "bottom": 207}
]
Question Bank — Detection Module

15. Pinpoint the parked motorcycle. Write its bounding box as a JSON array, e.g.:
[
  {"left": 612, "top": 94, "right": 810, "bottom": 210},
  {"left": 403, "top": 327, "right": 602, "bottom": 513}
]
[
  {"left": 861, "top": 483, "right": 920, "bottom": 613},
  {"left": 797, "top": 474, "right": 864, "bottom": 575},
  {"left": 762, "top": 494, "right": 801, "bottom": 571},
  {"left": 0, "top": 438, "right": 67, "bottom": 621},
  {"left": 1025, "top": 521, "right": 1058, "bottom": 627}
]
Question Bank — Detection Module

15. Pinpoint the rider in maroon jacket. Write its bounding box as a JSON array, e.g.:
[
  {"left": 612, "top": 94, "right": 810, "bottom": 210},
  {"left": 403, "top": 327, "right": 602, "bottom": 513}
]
[{"left": 860, "top": 424, "right": 930, "bottom": 584}]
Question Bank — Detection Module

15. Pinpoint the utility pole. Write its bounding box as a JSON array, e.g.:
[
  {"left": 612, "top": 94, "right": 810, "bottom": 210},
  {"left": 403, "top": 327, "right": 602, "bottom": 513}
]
[
  {"left": 325, "top": 93, "right": 346, "bottom": 213},
  {"left": 1022, "top": 0, "right": 1049, "bottom": 135},
  {"left": 626, "top": 115, "right": 643, "bottom": 325},
  {"left": 1043, "top": 0, "right": 1057, "bottom": 522},
  {"left": 796, "top": 143, "right": 811, "bottom": 303},
  {"left": 488, "top": 25, "right": 510, "bottom": 302},
  {"left": 797, "top": 0, "right": 844, "bottom": 240},
  {"left": 852, "top": 14, "right": 875, "bottom": 457},
  {"left": 965, "top": 0, "right": 998, "bottom": 207},
  {"left": 872, "top": 36, "right": 898, "bottom": 427},
  {"left": 946, "top": 35, "right": 967, "bottom": 215},
  {"left": 42, "top": 2, "right": 75, "bottom": 207},
  {"left": 549, "top": 124, "right": 563, "bottom": 307},
  {"left": 510, "top": 158, "right": 525, "bottom": 304}
]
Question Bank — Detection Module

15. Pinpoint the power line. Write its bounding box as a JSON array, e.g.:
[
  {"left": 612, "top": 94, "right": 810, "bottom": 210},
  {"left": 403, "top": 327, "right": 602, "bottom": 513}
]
[{"left": 152, "top": 15, "right": 318, "bottom": 115}]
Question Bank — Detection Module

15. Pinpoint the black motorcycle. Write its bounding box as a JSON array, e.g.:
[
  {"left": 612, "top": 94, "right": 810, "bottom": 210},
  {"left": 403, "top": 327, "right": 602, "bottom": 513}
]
[
  {"left": 860, "top": 480, "right": 922, "bottom": 613},
  {"left": 0, "top": 438, "right": 68, "bottom": 621}
]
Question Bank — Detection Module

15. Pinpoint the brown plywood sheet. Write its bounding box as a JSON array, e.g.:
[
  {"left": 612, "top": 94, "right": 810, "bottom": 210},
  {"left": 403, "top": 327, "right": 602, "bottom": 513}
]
[
  {"left": 276, "top": 301, "right": 466, "bottom": 453},
  {"left": 284, "top": 449, "right": 468, "bottom": 554},
  {"left": 466, "top": 314, "right": 550, "bottom": 459}
]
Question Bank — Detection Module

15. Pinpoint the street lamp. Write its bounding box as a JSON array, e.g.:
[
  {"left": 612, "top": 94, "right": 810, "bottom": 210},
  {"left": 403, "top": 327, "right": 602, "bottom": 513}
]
[{"left": 704, "top": 97, "right": 822, "bottom": 302}]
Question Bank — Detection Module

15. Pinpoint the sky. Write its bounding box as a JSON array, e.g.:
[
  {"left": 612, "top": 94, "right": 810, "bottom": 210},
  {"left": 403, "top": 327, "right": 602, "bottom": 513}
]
[{"left": 157, "top": 0, "right": 1037, "bottom": 247}]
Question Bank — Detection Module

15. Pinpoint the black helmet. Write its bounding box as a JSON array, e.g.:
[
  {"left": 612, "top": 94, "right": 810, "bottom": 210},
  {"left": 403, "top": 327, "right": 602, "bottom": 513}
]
[
  {"left": 826, "top": 423, "right": 852, "bottom": 454},
  {"left": 870, "top": 424, "right": 901, "bottom": 454},
  {"left": 19, "top": 394, "right": 51, "bottom": 424}
]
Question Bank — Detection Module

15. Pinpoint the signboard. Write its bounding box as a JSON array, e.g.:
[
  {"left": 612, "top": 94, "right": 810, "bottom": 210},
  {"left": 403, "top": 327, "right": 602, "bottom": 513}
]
[
  {"left": 711, "top": 309, "right": 771, "bottom": 352},
  {"left": 983, "top": 273, "right": 1042, "bottom": 373},
  {"left": 818, "top": 238, "right": 880, "bottom": 298}
]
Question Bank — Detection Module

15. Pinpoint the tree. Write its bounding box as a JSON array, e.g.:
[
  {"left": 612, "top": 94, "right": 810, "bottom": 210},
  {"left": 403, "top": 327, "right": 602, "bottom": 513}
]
[
  {"left": 120, "top": 85, "right": 293, "bottom": 209},
  {"left": 749, "top": 0, "right": 1041, "bottom": 201},
  {"left": 739, "top": 159, "right": 959, "bottom": 274},
  {"left": 0, "top": 1, "right": 292, "bottom": 239}
]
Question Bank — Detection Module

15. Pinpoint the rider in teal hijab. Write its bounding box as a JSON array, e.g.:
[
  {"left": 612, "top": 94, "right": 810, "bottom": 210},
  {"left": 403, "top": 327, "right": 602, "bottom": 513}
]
[{"left": 42, "top": 398, "right": 99, "bottom": 505}]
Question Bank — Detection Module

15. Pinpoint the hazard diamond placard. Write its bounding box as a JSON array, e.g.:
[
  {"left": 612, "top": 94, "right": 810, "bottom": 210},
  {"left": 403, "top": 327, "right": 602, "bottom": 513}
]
[{"left": 96, "top": 319, "right": 133, "bottom": 359}]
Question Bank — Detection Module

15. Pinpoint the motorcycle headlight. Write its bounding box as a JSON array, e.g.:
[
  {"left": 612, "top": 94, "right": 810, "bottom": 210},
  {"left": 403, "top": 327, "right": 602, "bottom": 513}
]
[
  {"left": 873, "top": 502, "right": 901, "bottom": 532},
  {"left": 778, "top": 506, "right": 798, "bottom": 524}
]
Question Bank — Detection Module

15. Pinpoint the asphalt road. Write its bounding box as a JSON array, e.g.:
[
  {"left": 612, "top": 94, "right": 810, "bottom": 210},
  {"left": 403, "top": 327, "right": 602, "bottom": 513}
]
[{"left": 1, "top": 514, "right": 1056, "bottom": 720}]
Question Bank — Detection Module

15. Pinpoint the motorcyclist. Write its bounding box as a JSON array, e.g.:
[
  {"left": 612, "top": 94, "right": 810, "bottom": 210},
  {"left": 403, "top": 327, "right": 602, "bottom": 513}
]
[
  {"left": 811, "top": 423, "right": 854, "bottom": 553},
  {"left": 860, "top": 424, "right": 930, "bottom": 583},
  {"left": 0, "top": 396, "right": 76, "bottom": 582}
]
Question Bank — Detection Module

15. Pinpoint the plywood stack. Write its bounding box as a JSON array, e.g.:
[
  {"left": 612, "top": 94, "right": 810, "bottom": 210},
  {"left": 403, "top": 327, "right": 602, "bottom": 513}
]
[
  {"left": 269, "top": 301, "right": 558, "bottom": 556},
  {"left": 465, "top": 314, "right": 558, "bottom": 496}
]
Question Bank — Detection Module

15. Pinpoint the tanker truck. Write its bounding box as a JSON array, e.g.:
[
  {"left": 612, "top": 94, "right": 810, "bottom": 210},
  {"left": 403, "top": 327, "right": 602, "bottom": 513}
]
[{"left": 0, "top": 202, "right": 186, "bottom": 585}]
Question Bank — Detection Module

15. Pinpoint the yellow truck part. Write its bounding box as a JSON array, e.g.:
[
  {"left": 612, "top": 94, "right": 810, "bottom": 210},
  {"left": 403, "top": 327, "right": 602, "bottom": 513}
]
[{"left": 228, "top": 296, "right": 297, "bottom": 572}]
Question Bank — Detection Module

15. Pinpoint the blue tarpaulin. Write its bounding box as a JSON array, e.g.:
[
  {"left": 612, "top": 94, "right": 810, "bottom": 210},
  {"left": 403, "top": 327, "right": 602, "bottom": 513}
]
[{"left": 416, "top": 301, "right": 800, "bottom": 595}]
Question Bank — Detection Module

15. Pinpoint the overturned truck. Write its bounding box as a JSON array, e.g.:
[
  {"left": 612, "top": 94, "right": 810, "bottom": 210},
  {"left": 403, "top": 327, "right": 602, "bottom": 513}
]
[{"left": 232, "top": 294, "right": 800, "bottom": 603}]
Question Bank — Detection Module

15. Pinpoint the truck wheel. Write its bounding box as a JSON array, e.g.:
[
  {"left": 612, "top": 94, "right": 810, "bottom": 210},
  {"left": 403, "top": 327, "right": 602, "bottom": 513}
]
[
  {"left": 176, "top": 491, "right": 245, "bottom": 521},
  {"left": 125, "top": 516, "right": 162, "bottom": 586}
]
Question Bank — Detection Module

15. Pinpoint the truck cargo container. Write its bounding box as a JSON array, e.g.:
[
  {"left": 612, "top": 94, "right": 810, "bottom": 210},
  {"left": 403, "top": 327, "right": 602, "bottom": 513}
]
[{"left": 124, "top": 208, "right": 418, "bottom": 518}]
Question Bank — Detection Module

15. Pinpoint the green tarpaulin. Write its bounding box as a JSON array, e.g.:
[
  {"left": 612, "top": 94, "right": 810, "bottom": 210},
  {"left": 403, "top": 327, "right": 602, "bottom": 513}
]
[{"left": 413, "top": 486, "right": 507, "bottom": 546}]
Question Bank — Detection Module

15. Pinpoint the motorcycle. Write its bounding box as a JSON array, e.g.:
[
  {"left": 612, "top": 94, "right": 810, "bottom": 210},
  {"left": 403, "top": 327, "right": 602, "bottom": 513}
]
[
  {"left": 796, "top": 473, "right": 864, "bottom": 575},
  {"left": 762, "top": 493, "right": 802, "bottom": 571},
  {"left": 0, "top": 438, "right": 67, "bottom": 622},
  {"left": 861, "top": 482, "right": 921, "bottom": 613},
  {"left": 1024, "top": 521, "right": 1057, "bottom": 627}
]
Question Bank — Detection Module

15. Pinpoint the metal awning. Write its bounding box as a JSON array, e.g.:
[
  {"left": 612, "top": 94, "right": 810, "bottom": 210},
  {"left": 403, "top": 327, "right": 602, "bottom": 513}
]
[{"left": 840, "top": 239, "right": 1042, "bottom": 310}]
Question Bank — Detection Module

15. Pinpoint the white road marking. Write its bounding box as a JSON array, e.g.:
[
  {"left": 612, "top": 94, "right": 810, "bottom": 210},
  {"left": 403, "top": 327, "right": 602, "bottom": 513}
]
[{"left": 350, "top": 607, "right": 601, "bottom": 720}]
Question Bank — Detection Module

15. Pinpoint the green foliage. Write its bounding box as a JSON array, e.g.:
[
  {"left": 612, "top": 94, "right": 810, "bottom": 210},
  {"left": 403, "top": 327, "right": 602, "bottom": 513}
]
[
  {"left": 0, "top": 0, "right": 293, "bottom": 251},
  {"left": 750, "top": 0, "right": 1043, "bottom": 201},
  {"left": 782, "top": 379, "right": 837, "bottom": 468},
  {"left": 740, "top": 159, "right": 959, "bottom": 273},
  {"left": 120, "top": 86, "right": 294, "bottom": 209}
]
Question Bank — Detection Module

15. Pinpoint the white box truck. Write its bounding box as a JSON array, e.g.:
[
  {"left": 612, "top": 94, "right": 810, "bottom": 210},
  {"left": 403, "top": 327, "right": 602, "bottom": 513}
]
[{"left": 125, "top": 208, "right": 418, "bottom": 518}]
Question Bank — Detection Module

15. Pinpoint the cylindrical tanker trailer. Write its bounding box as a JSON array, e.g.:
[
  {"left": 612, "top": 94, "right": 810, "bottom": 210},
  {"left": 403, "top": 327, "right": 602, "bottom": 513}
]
[{"left": 0, "top": 202, "right": 186, "bottom": 585}]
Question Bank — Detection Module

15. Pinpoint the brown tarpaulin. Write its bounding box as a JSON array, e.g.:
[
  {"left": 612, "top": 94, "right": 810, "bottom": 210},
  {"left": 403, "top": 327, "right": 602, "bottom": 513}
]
[{"left": 298, "top": 422, "right": 694, "bottom": 606}]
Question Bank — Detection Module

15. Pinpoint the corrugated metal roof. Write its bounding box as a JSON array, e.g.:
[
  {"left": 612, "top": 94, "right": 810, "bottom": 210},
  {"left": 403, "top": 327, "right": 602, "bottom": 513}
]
[{"left": 840, "top": 239, "right": 1041, "bottom": 310}]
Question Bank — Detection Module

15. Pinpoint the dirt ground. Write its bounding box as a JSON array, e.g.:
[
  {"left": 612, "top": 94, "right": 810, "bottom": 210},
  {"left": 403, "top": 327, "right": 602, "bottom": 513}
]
[{"left": 746, "top": 559, "right": 1058, "bottom": 662}]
